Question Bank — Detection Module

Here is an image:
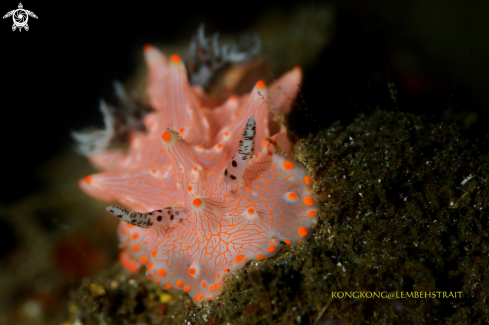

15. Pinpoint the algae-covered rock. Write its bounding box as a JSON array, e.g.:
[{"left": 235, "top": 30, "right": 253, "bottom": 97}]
[
  {"left": 70, "top": 264, "right": 192, "bottom": 325},
  {"left": 69, "top": 109, "right": 488, "bottom": 324},
  {"left": 292, "top": 109, "right": 489, "bottom": 324}
]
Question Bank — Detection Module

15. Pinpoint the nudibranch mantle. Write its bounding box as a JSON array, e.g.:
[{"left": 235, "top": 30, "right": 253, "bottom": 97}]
[{"left": 79, "top": 45, "right": 318, "bottom": 303}]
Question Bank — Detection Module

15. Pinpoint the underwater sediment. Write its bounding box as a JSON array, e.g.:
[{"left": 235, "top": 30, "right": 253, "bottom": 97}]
[{"left": 69, "top": 109, "right": 489, "bottom": 324}]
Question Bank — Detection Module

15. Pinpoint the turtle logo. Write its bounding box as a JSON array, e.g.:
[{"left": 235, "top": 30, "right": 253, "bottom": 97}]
[{"left": 3, "top": 3, "right": 37, "bottom": 32}]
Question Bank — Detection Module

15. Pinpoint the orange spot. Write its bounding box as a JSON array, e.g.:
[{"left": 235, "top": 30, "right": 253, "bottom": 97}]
[
  {"left": 193, "top": 198, "right": 202, "bottom": 207},
  {"left": 132, "top": 244, "right": 140, "bottom": 251},
  {"left": 202, "top": 281, "right": 207, "bottom": 288},
  {"left": 119, "top": 251, "right": 138, "bottom": 273},
  {"left": 256, "top": 80, "right": 265, "bottom": 90},
  {"left": 217, "top": 143, "right": 222, "bottom": 149},
  {"left": 176, "top": 280, "right": 183, "bottom": 287},
  {"left": 121, "top": 228, "right": 127, "bottom": 234},
  {"left": 247, "top": 208, "right": 254, "bottom": 214},
  {"left": 152, "top": 250, "right": 157, "bottom": 257},
  {"left": 209, "top": 285, "right": 215, "bottom": 292},
  {"left": 132, "top": 233, "right": 140, "bottom": 240},
  {"left": 283, "top": 161, "right": 294, "bottom": 170},
  {"left": 166, "top": 284, "right": 172, "bottom": 290},
  {"left": 85, "top": 175, "right": 92, "bottom": 184},
  {"left": 303, "top": 196, "right": 314, "bottom": 206},
  {"left": 224, "top": 132, "right": 229, "bottom": 136},
  {"left": 179, "top": 127, "right": 185, "bottom": 133},
  {"left": 298, "top": 227, "right": 308, "bottom": 236},
  {"left": 189, "top": 268, "right": 196, "bottom": 275},
  {"left": 287, "top": 192, "right": 298, "bottom": 200},
  {"left": 230, "top": 95, "right": 237, "bottom": 101},
  {"left": 208, "top": 297, "right": 212, "bottom": 301},
  {"left": 148, "top": 262, "right": 153, "bottom": 270},
  {"left": 268, "top": 151, "right": 273, "bottom": 156},
  {"left": 255, "top": 254, "right": 266, "bottom": 260},
  {"left": 156, "top": 279, "right": 160, "bottom": 283},
  {"left": 216, "top": 272, "right": 220, "bottom": 279},
  {"left": 143, "top": 44, "right": 153, "bottom": 52},
  {"left": 236, "top": 254, "right": 244, "bottom": 263},
  {"left": 193, "top": 167, "right": 197, "bottom": 171},
  {"left": 294, "top": 66, "right": 302, "bottom": 72},
  {"left": 308, "top": 210, "right": 316, "bottom": 217},
  {"left": 194, "top": 294, "right": 199, "bottom": 302},
  {"left": 149, "top": 274, "right": 153, "bottom": 279},
  {"left": 140, "top": 256, "right": 148, "bottom": 264},
  {"left": 284, "top": 240, "right": 292, "bottom": 245},
  {"left": 200, "top": 293, "right": 205, "bottom": 300},
  {"left": 151, "top": 169, "right": 156, "bottom": 173},
  {"left": 264, "top": 139, "right": 269, "bottom": 147},
  {"left": 126, "top": 224, "right": 134, "bottom": 228},
  {"left": 158, "top": 269, "right": 166, "bottom": 277},
  {"left": 198, "top": 145, "right": 203, "bottom": 149},
  {"left": 170, "top": 54, "right": 181, "bottom": 64},
  {"left": 304, "top": 176, "right": 311, "bottom": 185},
  {"left": 267, "top": 246, "right": 276, "bottom": 253},
  {"left": 184, "top": 285, "right": 190, "bottom": 292},
  {"left": 162, "top": 131, "right": 171, "bottom": 142}
]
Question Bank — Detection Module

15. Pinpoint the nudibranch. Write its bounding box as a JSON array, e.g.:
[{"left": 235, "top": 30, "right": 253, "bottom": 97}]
[{"left": 78, "top": 45, "right": 318, "bottom": 303}]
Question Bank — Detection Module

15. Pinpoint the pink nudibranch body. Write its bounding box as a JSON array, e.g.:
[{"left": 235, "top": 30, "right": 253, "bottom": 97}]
[{"left": 79, "top": 45, "right": 318, "bottom": 303}]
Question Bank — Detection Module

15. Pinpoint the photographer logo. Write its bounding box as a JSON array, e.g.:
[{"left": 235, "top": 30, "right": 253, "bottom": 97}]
[{"left": 3, "top": 3, "right": 37, "bottom": 32}]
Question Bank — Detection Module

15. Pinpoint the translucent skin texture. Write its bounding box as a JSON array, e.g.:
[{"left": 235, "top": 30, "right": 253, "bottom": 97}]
[{"left": 79, "top": 46, "right": 317, "bottom": 303}]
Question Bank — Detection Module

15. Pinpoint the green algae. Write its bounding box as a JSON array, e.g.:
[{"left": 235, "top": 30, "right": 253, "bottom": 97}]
[{"left": 69, "top": 109, "right": 489, "bottom": 324}]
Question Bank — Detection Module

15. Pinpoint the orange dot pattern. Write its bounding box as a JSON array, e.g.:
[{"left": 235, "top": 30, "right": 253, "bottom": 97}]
[
  {"left": 256, "top": 80, "right": 266, "bottom": 90},
  {"left": 79, "top": 47, "right": 318, "bottom": 304},
  {"left": 287, "top": 192, "right": 298, "bottom": 200},
  {"left": 283, "top": 161, "right": 294, "bottom": 170},
  {"left": 303, "top": 196, "right": 314, "bottom": 206},
  {"left": 193, "top": 198, "right": 202, "bottom": 207},
  {"left": 170, "top": 54, "right": 181, "bottom": 64},
  {"left": 162, "top": 131, "right": 171, "bottom": 142},
  {"left": 298, "top": 227, "right": 308, "bottom": 236}
]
